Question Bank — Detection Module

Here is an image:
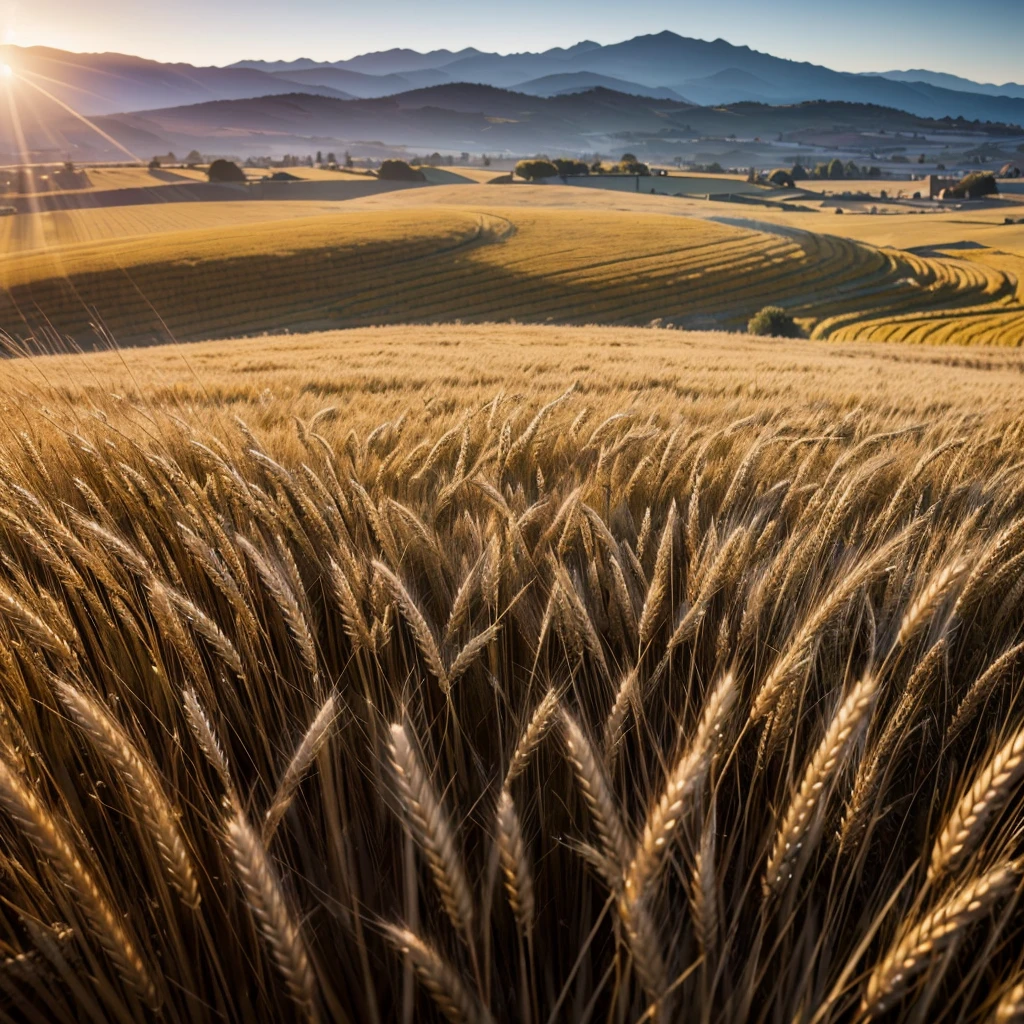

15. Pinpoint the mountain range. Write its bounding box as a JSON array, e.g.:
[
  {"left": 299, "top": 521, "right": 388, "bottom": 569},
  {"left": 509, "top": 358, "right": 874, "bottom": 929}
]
[{"left": 3, "top": 32, "right": 1024, "bottom": 128}]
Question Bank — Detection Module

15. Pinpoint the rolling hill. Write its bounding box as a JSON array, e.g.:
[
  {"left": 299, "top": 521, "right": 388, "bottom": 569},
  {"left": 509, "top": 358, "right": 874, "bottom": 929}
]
[{"left": 67, "top": 87, "right": 1019, "bottom": 163}]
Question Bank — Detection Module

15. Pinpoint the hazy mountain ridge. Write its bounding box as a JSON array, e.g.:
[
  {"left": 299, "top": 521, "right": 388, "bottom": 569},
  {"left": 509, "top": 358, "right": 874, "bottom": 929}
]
[
  {"left": 6, "top": 33, "right": 1024, "bottom": 127},
  {"left": 61, "top": 86, "right": 1013, "bottom": 162}
]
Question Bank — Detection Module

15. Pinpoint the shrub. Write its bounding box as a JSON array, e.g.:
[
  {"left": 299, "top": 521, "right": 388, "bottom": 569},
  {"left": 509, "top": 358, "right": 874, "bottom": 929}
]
[
  {"left": 827, "top": 159, "right": 845, "bottom": 180},
  {"left": 514, "top": 159, "right": 560, "bottom": 181},
  {"left": 946, "top": 172, "right": 998, "bottom": 199},
  {"left": 790, "top": 164, "right": 808, "bottom": 181},
  {"left": 748, "top": 306, "right": 801, "bottom": 338},
  {"left": 614, "top": 159, "right": 651, "bottom": 175},
  {"left": 207, "top": 160, "right": 246, "bottom": 183},
  {"left": 377, "top": 160, "right": 426, "bottom": 182},
  {"left": 768, "top": 169, "right": 795, "bottom": 188}
]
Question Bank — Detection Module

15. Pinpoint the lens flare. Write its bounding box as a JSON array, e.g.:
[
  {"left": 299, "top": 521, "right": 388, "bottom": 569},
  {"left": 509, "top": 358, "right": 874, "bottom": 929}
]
[{"left": 1, "top": 65, "right": 13, "bottom": 79}]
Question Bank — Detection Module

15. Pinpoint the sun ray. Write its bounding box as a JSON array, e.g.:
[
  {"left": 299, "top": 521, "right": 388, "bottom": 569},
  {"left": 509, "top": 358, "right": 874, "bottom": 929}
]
[{"left": 10, "top": 72, "right": 141, "bottom": 163}]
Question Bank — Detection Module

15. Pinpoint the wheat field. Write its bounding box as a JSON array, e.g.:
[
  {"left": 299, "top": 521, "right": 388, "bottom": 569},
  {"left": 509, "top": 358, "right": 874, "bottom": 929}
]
[
  {"left": 0, "top": 324, "right": 1022, "bottom": 1022},
  {"left": 2, "top": 199, "right": 1023, "bottom": 346}
]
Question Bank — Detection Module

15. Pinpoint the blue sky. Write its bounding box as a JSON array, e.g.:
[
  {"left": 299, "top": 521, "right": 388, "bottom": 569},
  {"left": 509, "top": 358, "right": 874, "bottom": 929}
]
[{"left": 4, "top": 0, "right": 1022, "bottom": 83}]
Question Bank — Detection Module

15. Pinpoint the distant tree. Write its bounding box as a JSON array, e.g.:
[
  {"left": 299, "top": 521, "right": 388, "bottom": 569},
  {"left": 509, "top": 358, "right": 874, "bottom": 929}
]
[
  {"left": 748, "top": 306, "right": 800, "bottom": 338},
  {"left": 746, "top": 167, "right": 757, "bottom": 183},
  {"left": 185, "top": 150, "right": 202, "bottom": 166},
  {"left": 327, "top": 153, "right": 337, "bottom": 166},
  {"left": 936, "top": 163, "right": 946, "bottom": 171},
  {"left": 946, "top": 172, "right": 998, "bottom": 199},
  {"left": 615, "top": 157, "right": 650, "bottom": 175},
  {"left": 827, "top": 158, "right": 844, "bottom": 180},
  {"left": 482, "top": 154, "right": 491, "bottom": 167},
  {"left": 790, "top": 164, "right": 808, "bottom": 181},
  {"left": 514, "top": 159, "right": 559, "bottom": 181},
  {"left": 148, "top": 157, "right": 161, "bottom": 171},
  {"left": 866, "top": 166, "right": 882, "bottom": 177},
  {"left": 377, "top": 159, "right": 426, "bottom": 182},
  {"left": 767, "top": 169, "right": 795, "bottom": 188},
  {"left": 620, "top": 152, "right": 638, "bottom": 164},
  {"left": 316, "top": 150, "right": 323, "bottom": 164},
  {"left": 63, "top": 159, "right": 76, "bottom": 174},
  {"left": 590, "top": 159, "right": 604, "bottom": 174},
  {"left": 706, "top": 162, "right": 725, "bottom": 175},
  {"left": 813, "top": 163, "right": 829, "bottom": 179},
  {"left": 207, "top": 159, "right": 246, "bottom": 183},
  {"left": 843, "top": 160, "right": 860, "bottom": 178},
  {"left": 344, "top": 151, "right": 354, "bottom": 168},
  {"left": 917, "top": 153, "right": 926, "bottom": 164},
  {"left": 552, "top": 158, "right": 589, "bottom": 176}
]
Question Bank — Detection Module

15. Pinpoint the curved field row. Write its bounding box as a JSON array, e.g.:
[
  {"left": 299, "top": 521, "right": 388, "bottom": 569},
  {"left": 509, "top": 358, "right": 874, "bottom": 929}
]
[{"left": 0, "top": 204, "right": 1021, "bottom": 346}]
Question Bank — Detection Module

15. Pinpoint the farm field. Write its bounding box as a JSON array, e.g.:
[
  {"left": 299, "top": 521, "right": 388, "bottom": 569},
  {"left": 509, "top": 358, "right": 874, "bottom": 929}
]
[
  {"left": 1, "top": 187, "right": 1023, "bottom": 346},
  {"left": 2, "top": 323, "right": 1024, "bottom": 1022}
]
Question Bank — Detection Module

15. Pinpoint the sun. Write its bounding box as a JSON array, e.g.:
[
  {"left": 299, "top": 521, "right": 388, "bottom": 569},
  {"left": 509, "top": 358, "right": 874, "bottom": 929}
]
[{"left": 0, "top": 64, "right": 12, "bottom": 79}]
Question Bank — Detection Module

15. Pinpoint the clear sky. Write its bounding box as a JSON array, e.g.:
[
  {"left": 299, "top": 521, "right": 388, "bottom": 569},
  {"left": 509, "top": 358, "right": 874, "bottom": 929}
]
[{"left": 3, "top": 0, "right": 1022, "bottom": 84}]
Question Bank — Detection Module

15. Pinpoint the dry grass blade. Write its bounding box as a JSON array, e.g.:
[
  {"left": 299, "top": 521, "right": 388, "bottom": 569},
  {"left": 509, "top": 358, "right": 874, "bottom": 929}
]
[
  {"left": 225, "top": 808, "right": 320, "bottom": 1022},
  {"left": 388, "top": 722, "right": 474, "bottom": 937},
  {"left": 264, "top": 694, "right": 341, "bottom": 843}
]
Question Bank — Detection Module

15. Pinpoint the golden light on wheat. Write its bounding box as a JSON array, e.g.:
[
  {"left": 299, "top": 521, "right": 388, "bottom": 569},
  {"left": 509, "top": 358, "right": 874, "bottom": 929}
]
[{"left": 0, "top": 326, "right": 1020, "bottom": 1020}]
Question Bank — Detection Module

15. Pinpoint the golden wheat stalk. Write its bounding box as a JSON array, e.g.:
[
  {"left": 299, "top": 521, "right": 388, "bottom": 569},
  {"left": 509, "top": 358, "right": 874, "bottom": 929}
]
[
  {"left": 637, "top": 500, "right": 677, "bottom": 648},
  {"left": 505, "top": 688, "right": 559, "bottom": 784},
  {"left": 861, "top": 860, "right": 1020, "bottom": 1017},
  {"left": 388, "top": 722, "right": 474, "bottom": 937},
  {"left": 0, "top": 756, "right": 158, "bottom": 1006},
  {"left": 930, "top": 726, "right": 1024, "bottom": 880},
  {"left": 182, "top": 687, "right": 239, "bottom": 806},
  {"left": 994, "top": 981, "right": 1024, "bottom": 1023},
  {"left": 626, "top": 671, "right": 737, "bottom": 902},
  {"left": 495, "top": 787, "right": 535, "bottom": 935},
  {"left": 224, "top": 807, "right": 320, "bottom": 1022},
  {"left": 382, "top": 923, "right": 493, "bottom": 1024},
  {"left": 264, "top": 693, "right": 341, "bottom": 843},
  {"left": 764, "top": 674, "right": 877, "bottom": 895},
  {"left": 56, "top": 680, "right": 200, "bottom": 909},
  {"left": 560, "top": 708, "right": 630, "bottom": 873}
]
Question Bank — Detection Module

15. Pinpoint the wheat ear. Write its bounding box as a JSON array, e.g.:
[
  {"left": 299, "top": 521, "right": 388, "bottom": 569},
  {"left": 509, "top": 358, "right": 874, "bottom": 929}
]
[
  {"left": 0, "top": 756, "right": 158, "bottom": 1006},
  {"left": 495, "top": 787, "right": 535, "bottom": 935},
  {"left": 56, "top": 681, "right": 199, "bottom": 909},
  {"left": 505, "top": 688, "right": 559, "bottom": 784},
  {"left": 861, "top": 860, "right": 1020, "bottom": 1017},
  {"left": 994, "top": 980, "right": 1024, "bottom": 1023},
  {"left": 375, "top": 562, "right": 449, "bottom": 692},
  {"left": 930, "top": 726, "right": 1024, "bottom": 880},
  {"left": 764, "top": 675, "right": 877, "bottom": 895},
  {"left": 225, "top": 807, "right": 320, "bottom": 1022},
  {"left": 560, "top": 708, "right": 630, "bottom": 872},
  {"left": 382, "top": 924, "right": 493, "bottom": 1024},
  {"left": 264, "top": 694, "right": 341, "bottom": 843},
  {"left": 626, "top": 671, "right": 737, "bottom": 902},
  {"left": 894, "top": 559, "right": 966, "bottom": 649},
  {"left": 183, "top": 687, "right": 239, "bottom": 807},
  {"left": 389, "top": 722, "right": 474, "bottom": 937},
  {"left": 637, "top": 500, "right": 677, "bottom": 648}
]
